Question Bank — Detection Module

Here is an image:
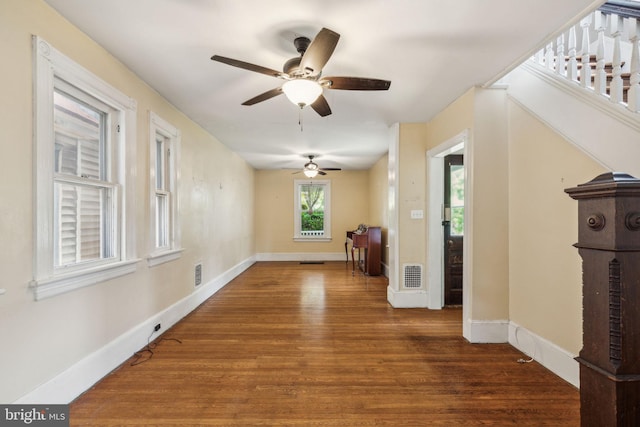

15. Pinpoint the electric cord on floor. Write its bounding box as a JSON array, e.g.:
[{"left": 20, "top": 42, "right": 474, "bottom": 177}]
[
  {"left": 131, "top": 332, "right": 182, "bottom": 366},
  {"left": 514, "top": 326, "right": 535, "bottom": 364}
]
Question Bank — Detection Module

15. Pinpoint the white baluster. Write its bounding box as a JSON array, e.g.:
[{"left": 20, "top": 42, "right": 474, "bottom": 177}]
[
  {"left": 556, "top": 33, "right": 566, "bottom": 76},
  {"left": 594, "top": 11, "right": 607, "bottom": 96},
  {"left": 580, "top": 15, "right": 592, "bottom": 89},
  {"left": 567, "top": 26, "right": 578, "bottom": 82},
  {"left": 627, "top": 18, "right": 640, "bottom": 112},
  {"left": 545, "top": 42, "right": 555, "bottom": 71},
  {"left": 610, "top": 14, "right": 624, "bottom": 103},
  {"left": 533, "top": 48, "right": 543, "bottom": 65}
]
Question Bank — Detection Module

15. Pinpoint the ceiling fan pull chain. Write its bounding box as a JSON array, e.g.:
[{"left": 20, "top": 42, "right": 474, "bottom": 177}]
[{"left": 299, "top": 107, "right": 303, "bottom": 132}]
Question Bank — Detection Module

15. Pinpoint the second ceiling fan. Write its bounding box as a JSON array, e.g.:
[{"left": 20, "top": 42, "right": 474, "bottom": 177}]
[
  {"left": 211, "top": 27, "right": 391, "bottom": 117},
  {"left": 294, "top": 155, "right": 341, "bottom": 178}
]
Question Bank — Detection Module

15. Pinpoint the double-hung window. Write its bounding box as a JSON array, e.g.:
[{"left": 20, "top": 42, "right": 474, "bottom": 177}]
[
  {"left": 148, "top": 112, "right": 182, "bottom": 266},
  {"left": 294, "top": 179, "right": 331, "bottom": 241},
  {"left": 32, "top": 36, "right": 137, "bottom": 300}
]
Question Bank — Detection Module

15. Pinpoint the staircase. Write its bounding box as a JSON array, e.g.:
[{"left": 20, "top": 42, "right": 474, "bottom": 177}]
[
  {"left": 503, "top": 2, "right": 640, "bottom": 178},
  {"left": 529, "top": 5, "right": 640, "bottom": 112}
]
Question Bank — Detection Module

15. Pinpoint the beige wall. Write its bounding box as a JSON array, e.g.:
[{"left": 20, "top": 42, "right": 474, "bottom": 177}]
[
  {"left": 397, "top": 123, "right": 428, "bottom": 268},
  {"left": 467, "top": 88, "right": 510, "bottom": 320},
  {"left": 0, "top": 0, "right": 254, "bottom": 402},
  {"left": 368, "top": 154, "right": 389, "bottom": 265},
  {"left": 425, "top": 89, "right": 475, "bottom": 151},
  {"left": 418, "top": 87, "right": 510, "bottom": 321},
  {"left": 508, "top": 101, "right": 604, "bottom": 354},
  {"left": 254, "top": 169, "right": 370, "bottom": 256}
]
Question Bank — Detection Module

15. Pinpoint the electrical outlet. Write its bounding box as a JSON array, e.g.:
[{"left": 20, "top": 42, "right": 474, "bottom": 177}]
[{"left": 154, "top": 323, "right": 161, "bottom": 332}]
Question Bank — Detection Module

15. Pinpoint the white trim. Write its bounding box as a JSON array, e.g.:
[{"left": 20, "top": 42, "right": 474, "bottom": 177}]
[
  {"left": 32, "top": 36, "right": 137, "bottom": 299},
  {"left": 15, "top": 256, "right": 256, "bottom": 404},
  {"left": 386, "top": 124, "right": 400, "bottom": 297},
  {"left": 522, "top": 61, "right": 640, "bottom": 133},
  {"left": 255, "top": 252, "right": 346, "bottom": 262},
  {"left": 146, "top": 248, "right": 184, "bottom": 267},
  {"left": 508, "top": 321, "right": 580, "bottom": 388},
  {"left": 387, "top": 286, "right": 428, "bottom": 308},
  {"left": 506, "top": 63, "right": 640, "bottom": 177},
  {"left": 293, "top": 179, "right": 332, "bottom": 240},
  {"left": 425, "top": 131, "right": 471, "bottom": 322},
  {"left": 426, "top": 129, "right": 475, "bottom": 341},
  {"left": 293, "top": 238, "right": 332, "bottom": 243},
  {"left": 466, "top": 319, "right": 509, "bottom": 343},
  {"left": 30, "top": 259, "right": 139, "bottom": 301},
  {"left": 148, "top": 111, "right": 182, "bottom": 260}
]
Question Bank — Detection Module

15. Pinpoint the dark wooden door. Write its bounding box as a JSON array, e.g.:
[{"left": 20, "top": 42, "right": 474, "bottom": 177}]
[{"left": 443, "top": 154, "right": 464, "bottom": 306}]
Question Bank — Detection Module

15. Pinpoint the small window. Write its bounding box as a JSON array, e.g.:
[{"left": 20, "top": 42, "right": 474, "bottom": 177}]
[
  {"left": 294, "top": 179, "right": 331, "bottom": 241},
  {"left": 450, "top": 164, "right": 464, "bottom": 236},
  {"left": 32, "top": 36, "right": 138, "bottom": 300},
  {"left": 148, "top": 112, "right": 182, "bottom": 266}
]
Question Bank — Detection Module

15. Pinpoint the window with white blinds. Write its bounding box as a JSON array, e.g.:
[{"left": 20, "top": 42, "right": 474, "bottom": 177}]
[
  {"left": 147, "top": 112, "right": 182, "bottom": 266},
  {"left": 53, "top": 88, "right": 115, "bottom": 268},
  {"left": 32, "top": 36, "right": 138, "bottom": 300}
]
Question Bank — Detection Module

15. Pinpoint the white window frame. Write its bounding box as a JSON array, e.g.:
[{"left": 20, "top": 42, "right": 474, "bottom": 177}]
[
  {"left": 293, "top": 179, "right": 332, "bottom": 241},
  {"left": 147, "top": 112, "right": 182, "bottom": 266},
  {"left": 32, "top": 36, "right": 138, "bottom": 300}
]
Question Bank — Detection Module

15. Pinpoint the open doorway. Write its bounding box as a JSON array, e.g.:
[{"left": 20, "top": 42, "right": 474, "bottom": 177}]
[
  {"left": 426, "top": 130, "right": 469, "bottom": 314},
  {"left": 443, "top": 154, "right": 464, "bottom": 306}
]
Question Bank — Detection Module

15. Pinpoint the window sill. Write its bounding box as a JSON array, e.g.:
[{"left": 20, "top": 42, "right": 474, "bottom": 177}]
[
  {"left": 147, "top": 248, "right": 184, "bottom": 267},
  {"left": 293, "top": 237, "right": 332, "bottom": 242},
  {"left": 31, "top": 259, "right": 140, "bottom": 301}
]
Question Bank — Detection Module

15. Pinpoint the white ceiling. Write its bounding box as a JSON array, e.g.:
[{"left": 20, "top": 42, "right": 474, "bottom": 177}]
[{"left": 44, "top": 0, "right": 602, "bottom": 171}]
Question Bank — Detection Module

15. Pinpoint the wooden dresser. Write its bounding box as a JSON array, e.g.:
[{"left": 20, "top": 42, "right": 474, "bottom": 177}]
[{"left": 346, "top": 226, "right": 381, "bottom": 276}]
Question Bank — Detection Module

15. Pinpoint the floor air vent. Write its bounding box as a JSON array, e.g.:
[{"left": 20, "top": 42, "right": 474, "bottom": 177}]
[{"left": 403, "top": 264, "right": 423, "bottom": 288}]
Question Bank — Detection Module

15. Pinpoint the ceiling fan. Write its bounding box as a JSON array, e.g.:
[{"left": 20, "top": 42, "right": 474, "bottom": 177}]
[
  {"left": 211, "top": 27, "right": 391, "bottom": 117},
  {"left": 294, "top": 155, "right": 341, "bottom": 178}
]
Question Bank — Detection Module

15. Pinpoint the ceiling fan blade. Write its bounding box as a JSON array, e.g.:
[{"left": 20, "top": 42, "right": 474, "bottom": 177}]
[
  {"left": 310, "top": 94, "right": 332, "bottom": 117},
  {"left": 299, "top": 28, "right": 340, "bottom": 76},
  {"left": 211, "top": 55, "right": 287, "bottom": 79},
  {"left": 318, "top": 171, "right": 327, "bottom": 176},
  {"left": 320, "top": 168, "right": 342, "bottom": 171},
  {"left": 242, "top": 87, "right": 283, "bottom": 106},
  {"left": 321, "top": 76, "right": 391, "bottom": 91}
]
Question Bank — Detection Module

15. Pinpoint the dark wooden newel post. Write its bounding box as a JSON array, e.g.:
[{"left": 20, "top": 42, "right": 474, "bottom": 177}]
[{"left": 566, "top": 172, "right": 640, "bottom": 426}]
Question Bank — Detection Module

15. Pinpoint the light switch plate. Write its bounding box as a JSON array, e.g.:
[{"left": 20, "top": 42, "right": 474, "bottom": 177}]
[{"left": 410, "top": 209, "right": 424, "bottom": 219}]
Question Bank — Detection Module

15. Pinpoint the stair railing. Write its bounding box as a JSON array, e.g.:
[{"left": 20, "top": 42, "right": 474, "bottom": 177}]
[{"left": 530, "top": 6, "right": 640, "bottom": 114}]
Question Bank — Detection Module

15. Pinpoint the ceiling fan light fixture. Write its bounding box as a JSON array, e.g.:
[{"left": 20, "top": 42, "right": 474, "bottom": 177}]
[
  {"left": 303, "top": 169, "right": 319, "bottom": 178},
  {"left": 282, "top": 79, "right": 322, "bottom": 108}
]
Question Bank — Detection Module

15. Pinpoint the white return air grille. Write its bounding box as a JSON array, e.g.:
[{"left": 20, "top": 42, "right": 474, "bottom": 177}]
[{"left": 403, "top": 264, "right": 423, "bottom": 289}]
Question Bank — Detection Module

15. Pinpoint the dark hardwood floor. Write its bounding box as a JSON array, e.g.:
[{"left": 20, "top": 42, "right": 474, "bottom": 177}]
[{"left": 70, "top": 261, "right": 579, "bottom": 426}]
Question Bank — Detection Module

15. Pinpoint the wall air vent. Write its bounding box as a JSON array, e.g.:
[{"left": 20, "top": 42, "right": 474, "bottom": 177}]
[
  {"left": 195, "top": 263, "right": 202, "bottom": 287},
  {"left": 403, "top": 264, "right": 423, "bottom": 289}
]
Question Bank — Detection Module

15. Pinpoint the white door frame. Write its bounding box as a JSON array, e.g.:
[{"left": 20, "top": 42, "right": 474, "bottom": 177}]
[{"left": 426, "top": 130, "right": 471, "bottom": 331}]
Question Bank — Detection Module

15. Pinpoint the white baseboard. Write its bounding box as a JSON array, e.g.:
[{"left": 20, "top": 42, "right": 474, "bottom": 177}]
[
  {"left": 15, "top": 256, "right": 256, "bottom": 404},
  {"left": 386, "top": 286, "right": 428, "bottom": 308},
  {"left": 256, "top": 252, "right": 348, "bottom": 262},
  {"left": 465, "top": 319, "right": 509, "bottom": 343},
  {"left": 381, "top": 262, "right": 389, "bottom": 278},
  {"left": 508, "top": 321, "right": 580, "bottom": 388}
]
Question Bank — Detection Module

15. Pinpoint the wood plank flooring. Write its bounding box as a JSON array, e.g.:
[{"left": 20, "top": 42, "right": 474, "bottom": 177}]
[{"left": 70, "top": 261, "right": 579, "bottom": 426}]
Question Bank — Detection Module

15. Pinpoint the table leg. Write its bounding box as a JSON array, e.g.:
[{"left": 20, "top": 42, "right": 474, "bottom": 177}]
[
  {"left": 351, "top": 246, "right": 356, "bottom": 275},
  {"left": 345, "top": 239, "right": 348, "bottom": 263}
]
